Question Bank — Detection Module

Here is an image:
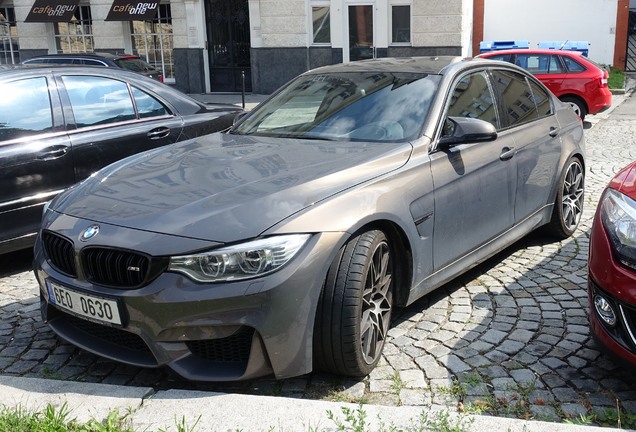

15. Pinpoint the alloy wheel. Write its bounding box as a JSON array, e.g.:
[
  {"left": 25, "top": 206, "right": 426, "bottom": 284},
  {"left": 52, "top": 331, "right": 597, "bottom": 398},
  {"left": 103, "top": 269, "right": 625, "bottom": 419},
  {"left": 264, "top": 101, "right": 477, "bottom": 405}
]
[
  {"left": 360, "top": 240, "right": 393, "bottom": 364},
  {"left": 561, "top": 160, "right": 584, "bottom": 231}
]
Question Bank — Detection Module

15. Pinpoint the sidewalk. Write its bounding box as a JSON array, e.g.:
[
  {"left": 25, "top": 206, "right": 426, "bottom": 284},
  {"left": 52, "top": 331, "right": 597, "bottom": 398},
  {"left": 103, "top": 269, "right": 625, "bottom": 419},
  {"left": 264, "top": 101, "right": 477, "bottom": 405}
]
[{"left": 0, "top": 376, "right": 628, "bottom": 432}]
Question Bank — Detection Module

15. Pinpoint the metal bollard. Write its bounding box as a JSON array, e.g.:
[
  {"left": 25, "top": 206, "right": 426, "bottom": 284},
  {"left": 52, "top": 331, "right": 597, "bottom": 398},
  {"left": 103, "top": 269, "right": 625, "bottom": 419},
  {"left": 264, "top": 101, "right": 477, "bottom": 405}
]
[{"left": 241, "top": 70, "right": 246, "bottom": 110}]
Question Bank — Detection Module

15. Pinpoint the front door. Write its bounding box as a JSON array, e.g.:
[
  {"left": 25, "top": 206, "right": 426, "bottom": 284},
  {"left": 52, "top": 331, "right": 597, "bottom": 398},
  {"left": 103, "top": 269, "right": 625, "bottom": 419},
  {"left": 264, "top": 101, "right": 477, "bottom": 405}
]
[
  {"left": 430, "top": 71, "right": 516, "bottom": 270},
  {"left": 205, "top": 0, "right": 252, "bottom": 92},
  {"left": 0, "top": 74, "right": 72, "bottom": 251},
  {"left": 347, "top": 5, "right": 374, "bottom": 62}
]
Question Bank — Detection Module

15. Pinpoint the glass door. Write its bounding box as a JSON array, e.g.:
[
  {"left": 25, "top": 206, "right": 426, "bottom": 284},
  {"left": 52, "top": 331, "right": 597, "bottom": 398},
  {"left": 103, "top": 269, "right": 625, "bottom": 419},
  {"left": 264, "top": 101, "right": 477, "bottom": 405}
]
[{"left": 347, "top": 5, "right": 374, "bottom": 62}]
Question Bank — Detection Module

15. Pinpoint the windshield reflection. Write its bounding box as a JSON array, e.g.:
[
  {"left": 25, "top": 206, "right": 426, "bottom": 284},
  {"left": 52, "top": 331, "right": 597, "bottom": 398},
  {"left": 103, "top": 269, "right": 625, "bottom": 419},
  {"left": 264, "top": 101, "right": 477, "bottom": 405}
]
[{"left": 232, "top": 72, "right": 440, "bottom": 142}]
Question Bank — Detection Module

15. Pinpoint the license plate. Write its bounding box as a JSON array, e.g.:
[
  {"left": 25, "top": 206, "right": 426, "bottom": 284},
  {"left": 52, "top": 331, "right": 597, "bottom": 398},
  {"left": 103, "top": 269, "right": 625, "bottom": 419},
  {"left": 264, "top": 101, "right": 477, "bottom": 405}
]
[{"left": 46, "top": 281, "right": 123, "bottom": 325}]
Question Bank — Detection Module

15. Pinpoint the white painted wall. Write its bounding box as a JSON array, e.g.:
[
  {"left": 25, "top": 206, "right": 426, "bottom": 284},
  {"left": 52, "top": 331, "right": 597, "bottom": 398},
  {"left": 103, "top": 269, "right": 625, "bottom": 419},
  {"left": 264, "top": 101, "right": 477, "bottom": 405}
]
[{"left": 482, "top": 0, "right": 617, "bottom": 65}]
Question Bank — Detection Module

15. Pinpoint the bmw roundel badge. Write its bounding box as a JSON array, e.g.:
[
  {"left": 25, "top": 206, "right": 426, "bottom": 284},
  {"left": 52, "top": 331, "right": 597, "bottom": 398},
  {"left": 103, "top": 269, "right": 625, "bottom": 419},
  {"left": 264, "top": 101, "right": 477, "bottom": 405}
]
[{"left": 81, "top": 224, "right": 100, "bottom": 241}]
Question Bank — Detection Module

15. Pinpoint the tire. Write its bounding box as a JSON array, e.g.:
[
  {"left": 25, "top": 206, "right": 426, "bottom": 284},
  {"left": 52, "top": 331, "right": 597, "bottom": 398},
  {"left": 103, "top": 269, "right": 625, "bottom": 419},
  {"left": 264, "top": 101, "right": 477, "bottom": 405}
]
[
  {"left": 560, "top": 96, "right": 587, "bottom": 121},
  {"left": 313, "top": 230, "right": 394, "bottom": 377},
  {"left": 545, "top": 157, "right": 584, "bottom": 239}
]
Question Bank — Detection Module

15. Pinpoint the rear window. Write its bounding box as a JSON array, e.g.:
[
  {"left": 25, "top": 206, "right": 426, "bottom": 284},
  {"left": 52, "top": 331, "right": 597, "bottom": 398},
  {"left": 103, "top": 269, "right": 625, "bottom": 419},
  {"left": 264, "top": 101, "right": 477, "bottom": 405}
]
[
  {"left": 562, "top": 56, "right": 586, "bottom": 73},
  {"left": 580, "top": 55, "right": 606, "bottom": 71},
  {"left": 483, "top": 54, "right": 515, "bottom": 64},
  {"left": 114, "top": 58, "right": 156, "bottom": 72}
]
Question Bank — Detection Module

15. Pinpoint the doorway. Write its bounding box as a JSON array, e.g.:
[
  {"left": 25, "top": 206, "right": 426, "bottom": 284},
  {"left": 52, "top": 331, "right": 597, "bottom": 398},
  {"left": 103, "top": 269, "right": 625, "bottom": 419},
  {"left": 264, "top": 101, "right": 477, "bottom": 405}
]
[
  {"left": 627, "top": 9, "right": 636, "bottom": 72},
  {"left": 205, "top": 0, "right": 252, "bottom": 92},
  {"left": 347, "top": 5, "right": 374, "bottom": 62}
]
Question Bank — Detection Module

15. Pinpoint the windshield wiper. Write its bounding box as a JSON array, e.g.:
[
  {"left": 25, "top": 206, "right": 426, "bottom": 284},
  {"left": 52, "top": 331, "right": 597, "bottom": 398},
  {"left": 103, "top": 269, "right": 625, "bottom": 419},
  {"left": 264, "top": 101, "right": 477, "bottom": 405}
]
[
  {"left": 299, "top": 134, "right": 338, "bottom": 141},
  {"left": 229, "top": 130, "right": 338, "bottom": 141}
]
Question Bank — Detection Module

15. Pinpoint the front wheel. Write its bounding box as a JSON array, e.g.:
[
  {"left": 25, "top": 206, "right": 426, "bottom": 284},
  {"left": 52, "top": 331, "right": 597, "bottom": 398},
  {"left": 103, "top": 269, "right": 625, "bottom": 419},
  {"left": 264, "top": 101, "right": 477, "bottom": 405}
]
[
  {"left": 546, "top": 157, "right": 584, "bottom": 239},
  {"left": 313, "top": 230, "right": 394, "bottom": 377}
]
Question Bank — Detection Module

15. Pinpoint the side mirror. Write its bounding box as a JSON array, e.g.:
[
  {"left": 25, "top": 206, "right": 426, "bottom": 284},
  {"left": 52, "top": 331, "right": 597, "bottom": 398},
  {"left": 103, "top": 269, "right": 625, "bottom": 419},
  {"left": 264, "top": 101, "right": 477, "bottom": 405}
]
[
  {"left": 438, "top": 116, "right": 498, "bottom": 148},
  {"left": 232, "top": 111, "right": 249, "bottom": 126}
]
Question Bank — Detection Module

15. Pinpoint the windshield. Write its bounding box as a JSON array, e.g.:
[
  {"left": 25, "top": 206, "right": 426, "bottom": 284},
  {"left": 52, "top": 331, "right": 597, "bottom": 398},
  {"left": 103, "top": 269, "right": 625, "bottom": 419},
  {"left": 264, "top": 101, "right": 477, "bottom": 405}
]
[{"left": 232, "top": 71, "right": 440, "bottom": 142}]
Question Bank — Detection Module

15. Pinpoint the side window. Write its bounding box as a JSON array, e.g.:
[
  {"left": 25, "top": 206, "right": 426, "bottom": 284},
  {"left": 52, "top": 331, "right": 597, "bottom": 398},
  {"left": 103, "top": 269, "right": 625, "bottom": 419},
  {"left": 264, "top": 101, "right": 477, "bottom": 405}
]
[
  {"left": 446, "top": 71, "right": 498, "bottom": 130},
  {"left": 520, "top": 55, "right": 550, "bottom": 73},
  {"left": 528, "top": 80, "right": 553, "bottom": 118},
  {"left": 83, "top": 59, "right": 104, "bottom": 66},
  {"left": 562, "top": 56, "right": 586, "bottom": 73},
  {"left": 514, "top": 55, "right": 529, "bottom": 69},
  {"left": 0, "top": 77, "right": 54, "bottom": 142},
  {"left": 548, "top": 55, "right": 564, "bottom": 74},
  {"left": 62, "top": 76, "right": 136, "bottom": 127},
  {"left": 491, "top": 70, "right": 540, "bottom": 127},
  {"left": 131, "top": 87, "right": 169, "bottom": 118}
]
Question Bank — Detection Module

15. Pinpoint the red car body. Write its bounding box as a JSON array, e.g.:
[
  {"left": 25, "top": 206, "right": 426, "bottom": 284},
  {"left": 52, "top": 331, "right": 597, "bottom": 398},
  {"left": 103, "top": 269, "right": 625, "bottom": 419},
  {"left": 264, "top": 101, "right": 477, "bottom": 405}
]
[
  {"left": 589, "top": 161, "right": 636, "bottom": 366},
  {"left": 478, "top": 48, "right": 612, "bottom": 120}
]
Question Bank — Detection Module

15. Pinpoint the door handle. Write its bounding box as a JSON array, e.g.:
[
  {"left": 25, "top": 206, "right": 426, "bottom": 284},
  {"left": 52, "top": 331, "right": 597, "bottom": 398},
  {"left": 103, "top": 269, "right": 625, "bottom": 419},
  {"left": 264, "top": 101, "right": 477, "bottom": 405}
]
[
  {"left": 500, "top": 147, "right": 515, "bottom": 161},
  {"left": 549, "top": 127, "right": 559, "bottom": 137},
  {"left": 147, "top": 127, "right": 171, "bottom": 140},
  {"left": 37, "top": 145, "right": 68, "bottom": 161}
]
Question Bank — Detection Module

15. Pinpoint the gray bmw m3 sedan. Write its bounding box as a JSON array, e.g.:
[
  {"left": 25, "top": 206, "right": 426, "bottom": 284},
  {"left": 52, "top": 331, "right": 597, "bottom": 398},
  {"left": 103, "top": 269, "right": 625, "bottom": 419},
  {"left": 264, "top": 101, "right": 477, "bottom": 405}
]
[{"left": 34, "top": 56, "right": 585, "bottom": 381}]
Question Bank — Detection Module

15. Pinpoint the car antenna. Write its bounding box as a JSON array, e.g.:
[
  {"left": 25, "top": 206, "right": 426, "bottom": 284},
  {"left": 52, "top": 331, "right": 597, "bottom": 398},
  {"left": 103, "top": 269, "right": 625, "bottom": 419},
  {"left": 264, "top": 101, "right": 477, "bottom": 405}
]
[{"left": 559, "top": 40, "right": 569, "bottom": 50}]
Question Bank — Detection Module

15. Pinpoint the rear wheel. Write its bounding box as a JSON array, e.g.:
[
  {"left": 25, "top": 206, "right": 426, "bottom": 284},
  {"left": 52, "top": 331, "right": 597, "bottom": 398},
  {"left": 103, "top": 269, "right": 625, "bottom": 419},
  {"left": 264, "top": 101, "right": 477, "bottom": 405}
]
[
  {"left": 560, "top": 96, "right": 587, "bottom": 121},
  {"left": 313, "top": 230, "right": 394, "bottom": 377},
  {"left": 546, "top": 157, "right": 584, "bottom": 239}
]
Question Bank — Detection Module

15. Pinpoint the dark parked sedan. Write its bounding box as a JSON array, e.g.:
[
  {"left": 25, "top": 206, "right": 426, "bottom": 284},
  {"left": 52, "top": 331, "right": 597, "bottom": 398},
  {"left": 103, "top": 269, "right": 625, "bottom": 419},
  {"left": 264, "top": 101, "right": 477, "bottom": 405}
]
[
  {"left": 0, "top": 65, "right": 241, "bottom": 254},
  {"left": 23, "top": 52, "right": 164, "bottom": 82},
  {"left": 34, "top": 57, "right": 585, "bottom": 381}
]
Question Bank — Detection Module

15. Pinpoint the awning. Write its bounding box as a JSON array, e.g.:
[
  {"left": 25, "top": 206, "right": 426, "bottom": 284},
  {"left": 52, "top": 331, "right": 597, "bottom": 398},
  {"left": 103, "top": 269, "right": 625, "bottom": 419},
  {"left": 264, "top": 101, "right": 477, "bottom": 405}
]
[
  {"left": 105, "top": 1, "right": 160, "bottom": 21},
  {"left": 25, "top": 0, "right": 81, "bottom": 23}
]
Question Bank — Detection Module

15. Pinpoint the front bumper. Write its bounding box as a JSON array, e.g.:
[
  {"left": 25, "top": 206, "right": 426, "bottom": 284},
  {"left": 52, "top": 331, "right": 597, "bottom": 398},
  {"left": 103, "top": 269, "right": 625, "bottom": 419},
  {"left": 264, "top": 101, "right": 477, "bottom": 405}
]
[
  {"left": 587, "top": 206, "right": 636, "bottom": 367},
  {"left": 34, "top": 212, "right": 342, "bottom": 381}
]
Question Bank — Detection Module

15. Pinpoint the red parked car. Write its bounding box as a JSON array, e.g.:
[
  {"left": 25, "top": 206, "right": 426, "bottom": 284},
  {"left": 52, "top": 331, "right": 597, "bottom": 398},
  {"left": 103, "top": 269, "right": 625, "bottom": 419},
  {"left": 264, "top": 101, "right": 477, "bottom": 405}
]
[
  {"left": 589, "top": 161, "right": 636, "bottom": 367},
  {"left": 478, "top": 48, "right": 612, "bottom": 120}
]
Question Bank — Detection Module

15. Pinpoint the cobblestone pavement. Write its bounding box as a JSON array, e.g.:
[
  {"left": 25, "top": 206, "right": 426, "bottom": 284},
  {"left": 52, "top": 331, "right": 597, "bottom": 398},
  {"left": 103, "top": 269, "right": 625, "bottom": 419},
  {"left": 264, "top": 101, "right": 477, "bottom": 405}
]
[{"left": 2, "top": 93, "right": 636, "bottom": 428}]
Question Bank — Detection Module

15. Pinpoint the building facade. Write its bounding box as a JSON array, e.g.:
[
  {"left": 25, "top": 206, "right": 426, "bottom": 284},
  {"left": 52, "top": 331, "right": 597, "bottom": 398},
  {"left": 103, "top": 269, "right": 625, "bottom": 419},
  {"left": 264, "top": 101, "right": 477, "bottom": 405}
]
[
  {"left": 3, "top": 0, "right": 473, "bottom": 94},
  {"left": 474, "top": 0, "right": 631, "bottom": 70},
  {"left": 1, "top": 0, "right": 631, "bottom": 94}
]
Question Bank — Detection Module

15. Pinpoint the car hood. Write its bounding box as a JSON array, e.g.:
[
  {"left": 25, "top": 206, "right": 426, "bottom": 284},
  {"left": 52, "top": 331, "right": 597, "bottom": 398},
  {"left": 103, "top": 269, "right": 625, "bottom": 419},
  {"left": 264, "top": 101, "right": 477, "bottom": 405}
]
[
  {"left": 52, "top": 133, "right": 413, "bottom": 243},
  {"left": 609, "top": 161, "right": 636, "bottom": 199}
]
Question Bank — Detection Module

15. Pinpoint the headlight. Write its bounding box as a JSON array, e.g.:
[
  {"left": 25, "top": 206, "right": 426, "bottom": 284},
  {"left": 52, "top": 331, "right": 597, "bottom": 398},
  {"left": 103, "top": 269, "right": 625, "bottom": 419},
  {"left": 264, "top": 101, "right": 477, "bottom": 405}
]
[
  {"left": 601, "top": 189, "right": 636, "bottom": 269},
  {"left": 168, "top": 234, "right": 311, "bottom": 282}
]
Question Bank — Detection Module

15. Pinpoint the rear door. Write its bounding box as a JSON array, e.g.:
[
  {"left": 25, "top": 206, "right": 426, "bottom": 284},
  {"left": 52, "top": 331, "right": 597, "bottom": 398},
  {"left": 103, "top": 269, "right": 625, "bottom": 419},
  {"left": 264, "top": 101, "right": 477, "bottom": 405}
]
[
  {"left": 489, "top": 69, "right": 562, "bottom": 222},
  {"left": 515, "top": 53, "right": 566, "bottom": 97},
  {"left": 57, "top": 74, "right": 184, "bottom": 181},
  {"left": 0, "top": 74, "right": 72, "bottom": 251}
]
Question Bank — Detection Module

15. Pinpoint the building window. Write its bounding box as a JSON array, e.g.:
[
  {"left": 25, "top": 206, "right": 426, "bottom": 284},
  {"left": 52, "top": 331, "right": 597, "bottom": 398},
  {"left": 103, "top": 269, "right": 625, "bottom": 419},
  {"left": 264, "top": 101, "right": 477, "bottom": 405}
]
[
  {"left": 391, "top": 5, "right": 410, "bottom": 44},
  {"left": 0, "top": 7, "right": 19, "bottom": 64},
  {"left": 130, "top": 4, "right": 174, "bottom": 83},
  {"left": 312, "top": 5, "right": 330, "bottom": 44},
  {"left": 55, "top": 6, "right": 93, "bottom": 53}
]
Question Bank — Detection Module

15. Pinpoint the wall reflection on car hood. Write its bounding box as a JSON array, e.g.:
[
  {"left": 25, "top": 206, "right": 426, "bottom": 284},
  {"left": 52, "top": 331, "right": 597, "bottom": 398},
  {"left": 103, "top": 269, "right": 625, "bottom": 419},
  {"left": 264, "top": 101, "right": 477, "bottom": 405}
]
[{"left": 51, "top": 133, "right": 413, "bottom": 242}]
